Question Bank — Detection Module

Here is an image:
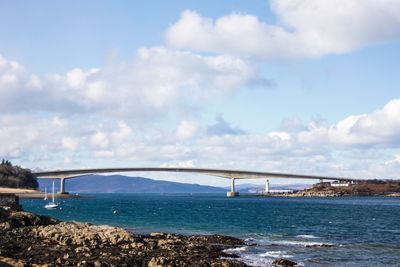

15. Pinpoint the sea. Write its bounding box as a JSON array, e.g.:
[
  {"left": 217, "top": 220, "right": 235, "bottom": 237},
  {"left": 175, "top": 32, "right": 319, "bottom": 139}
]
[{"left": 21, "top": 194, "right": 400, "bottom": 267}]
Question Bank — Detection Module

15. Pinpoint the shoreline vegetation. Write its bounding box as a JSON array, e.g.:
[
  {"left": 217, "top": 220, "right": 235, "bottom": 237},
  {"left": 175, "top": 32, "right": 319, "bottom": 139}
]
[{"left": 0, "top": 160, "right": 38, "bottom": 190}]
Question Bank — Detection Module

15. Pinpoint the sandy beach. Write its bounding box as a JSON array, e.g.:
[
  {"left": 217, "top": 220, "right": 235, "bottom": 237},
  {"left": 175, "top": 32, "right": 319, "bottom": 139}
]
[
  {"left": 0, "top": 187, "right": 40, "bottom": 194},
  {"left": 0, "top": 187, "right": 83, "bottom": 199}
]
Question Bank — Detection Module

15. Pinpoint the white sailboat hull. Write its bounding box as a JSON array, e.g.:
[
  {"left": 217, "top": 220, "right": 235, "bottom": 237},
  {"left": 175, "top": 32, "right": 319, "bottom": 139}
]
[
  {"left": 44, "top": 181, "right": 59, "bottom": 210},
  {"left": 44, "top": 202, "right": 58, "bottom": 209}
]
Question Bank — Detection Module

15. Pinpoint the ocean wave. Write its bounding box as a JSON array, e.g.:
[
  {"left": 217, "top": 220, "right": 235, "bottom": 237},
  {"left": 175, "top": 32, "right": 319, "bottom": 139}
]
[
  {"left": 260, "top": 250, "right": 293, "bottom": 258},
  {"left": 296, "top": 234, "right": 320, "bottom": 239},
  {"left": 271, "top": 240, "right": 333, "bottom": 247},
  {"left": 247, "top": 236, "right": 332, "bottom": 248},
  {"left": 223, "top": 246, "right": 248, "bottom": 253},
  {"left": 240, "top": 254, "right": 274, "bottom": 266}
]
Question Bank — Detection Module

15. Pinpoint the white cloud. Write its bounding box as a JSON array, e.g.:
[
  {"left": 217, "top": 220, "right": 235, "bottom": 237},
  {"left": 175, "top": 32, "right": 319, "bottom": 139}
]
[
  {"left": 111, "top": 121, "right": 133, "bottom": 144},
  {"left": 0, "top": 114, "right": 67, "bottom": 158},
  {"left": 0, "top": 49, "right": 260, "bottom": 118},
  {"left": 298, "top": 99, "right": 400, "bottom": 148},
  {"left": 62, "top": 137, "right": 79, "bottom": 151},
  {"left": 90, "top": 132, "right": 109, "bottom": 149},
  {"left": 160, "top": 160, "right": 195, "bottom": 168},
  {"left": 166, "top": 1, "right": 400, "bottom": 58},
  {"left": 2, "top": 99, "right": 400, "bottom": 182},
  {"left": 176, "top": 120, "right": 198, "bottom": 140}
]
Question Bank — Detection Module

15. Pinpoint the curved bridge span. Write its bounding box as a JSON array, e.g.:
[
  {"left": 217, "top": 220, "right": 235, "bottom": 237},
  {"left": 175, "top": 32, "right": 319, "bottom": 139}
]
[{"left": 33, "top": 167, "right": 354, "bottom": 197}]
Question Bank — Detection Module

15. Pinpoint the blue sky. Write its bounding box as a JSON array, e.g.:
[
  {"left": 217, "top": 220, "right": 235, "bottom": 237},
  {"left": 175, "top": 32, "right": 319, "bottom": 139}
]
[{"left": 1, "top": 0, "right": 400, "bottom": 186}]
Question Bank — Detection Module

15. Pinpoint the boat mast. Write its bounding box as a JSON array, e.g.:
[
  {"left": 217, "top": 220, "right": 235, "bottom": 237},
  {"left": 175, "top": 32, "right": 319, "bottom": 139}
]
[{"left": 52, "top": 180, "right": 55, "bottom": 202}]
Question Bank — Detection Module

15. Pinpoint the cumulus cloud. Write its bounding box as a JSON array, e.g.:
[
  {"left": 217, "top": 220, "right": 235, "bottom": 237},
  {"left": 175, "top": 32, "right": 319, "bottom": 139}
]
[
  {"left": 90, "top": 132, "right": 109, "bottom": 149},
  {"left": 176, "top": 120, "right": 198, "bottom": 140},
  {"left": 62, "top": 137, "right": 80, "bottom": 151},
  {"left": 0, "top": 114, "right": 67, "bottom": 158},
  {"left": 111, "top": 121, "right": 133, "bottom": 144},
  {"left": 2, "top": 98, "right": 400, "bottom": 181},
  {"left": 298, "top": 99, "right": 400, "bottom": 148},
  {"left": 1, "top": 46, "right": 399, "bottom": 180},
  {"left": 0, "top": 49, "right": 261, "bottom": 118},
  {"left": 166, "top": 1, "right": 400, "bottom": 58}
]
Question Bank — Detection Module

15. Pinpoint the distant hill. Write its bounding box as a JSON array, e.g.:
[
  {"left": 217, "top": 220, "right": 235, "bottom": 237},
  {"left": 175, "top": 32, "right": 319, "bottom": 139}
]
[{"left": 38, "top": 175, "right": 226, "bottom": 194}]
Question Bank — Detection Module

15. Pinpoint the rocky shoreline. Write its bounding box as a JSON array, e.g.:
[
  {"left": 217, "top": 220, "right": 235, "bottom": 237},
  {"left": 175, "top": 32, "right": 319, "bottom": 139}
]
[
  {"left": 0, "top": 207, "right": 253, "bottom": 266},
  {"left": 273, "top": 180, "right": 400, "bottom": 198}
]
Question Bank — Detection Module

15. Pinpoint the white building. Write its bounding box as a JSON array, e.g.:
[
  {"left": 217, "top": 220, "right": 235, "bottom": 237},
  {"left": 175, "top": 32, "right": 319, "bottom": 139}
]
[{"left": 330, "top": 181, "right": 351, "bottom": 187}]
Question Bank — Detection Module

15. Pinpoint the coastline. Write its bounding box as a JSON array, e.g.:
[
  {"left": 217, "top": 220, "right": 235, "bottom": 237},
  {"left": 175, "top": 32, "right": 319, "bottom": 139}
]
[
  {"left": 17, "top": 192, "right": 88, "bottom": 199},
  {"left": 264, "top": 192, "right": 400, "bottom": 197},
  {"left": 264, "top": 180, "right": 400, "bottom": 197},
  {"left": 0, "top": 187, "right": 41, "bottom": 194},
  {"left": 0, "top": 187, "right": 88, "bottom": 199},
  {"left": 0, "top": 206, "right": 257, "bottom": 266}
]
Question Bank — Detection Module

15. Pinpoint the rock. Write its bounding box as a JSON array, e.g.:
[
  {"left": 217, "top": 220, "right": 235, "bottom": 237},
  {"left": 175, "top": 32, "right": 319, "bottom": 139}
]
[
  {"left": 147, "top": 256, "right": 165, "bottom": 267},
  {"left": 0, "top": 209, "right": 250, "bottom": 267},
  {"left": 94, "top": 260, "right": 109, "bottom": 267},
  {"left": 272, "top": 258, "right": 297, "bottom": 267},
  {"left": 157, "top": 239, "right": 175, "bottom": 247},
  {"left": 150, "top": 232, "right": 166, "bottom": 237},
  {"left": 0, "top": 256, "right": 25, "bottom": 267}
]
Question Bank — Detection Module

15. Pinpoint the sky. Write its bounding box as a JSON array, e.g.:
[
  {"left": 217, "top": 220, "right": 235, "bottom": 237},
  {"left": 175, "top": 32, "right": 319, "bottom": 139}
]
[{"left": 1, "top": 0, "right": 400, "bottom": 186}]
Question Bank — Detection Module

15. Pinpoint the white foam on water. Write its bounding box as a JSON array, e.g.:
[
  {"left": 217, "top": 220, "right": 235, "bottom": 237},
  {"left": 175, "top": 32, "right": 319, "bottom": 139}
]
[
  {"left": 223, "top": 245, "right": 274, "bottom": 266},
  {"left": 223, "top": 246, "right": 248, "bottom": 253},
  {"left": 240, "top": 254, "right": 274, "bottom": 266},
  {"left": 260, "top": 250, "right": 293, "bottom": 258},
  {"left": 296, "top": 234, "right": 320, "bottom": 239},
  {"left": 271, "top": 240, "right": 332, "bottom": 247},
  {"left": 229, "top": 236, "right": 330, "bottom": 267},
  {"left": 248, "top": 236, "right": 330, "bottom": 247}
]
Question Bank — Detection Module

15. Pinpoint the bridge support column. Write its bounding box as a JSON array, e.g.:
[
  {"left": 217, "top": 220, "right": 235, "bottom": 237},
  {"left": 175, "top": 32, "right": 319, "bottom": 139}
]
[
  {"left": 59, "top": 178, "right": 68, "bottom": 194},
  {"left": 227, "top": 178, "right": 239, "bottom": 197},
  {"left": 265, "top": 179, "right": 270, "bottom": 194}
]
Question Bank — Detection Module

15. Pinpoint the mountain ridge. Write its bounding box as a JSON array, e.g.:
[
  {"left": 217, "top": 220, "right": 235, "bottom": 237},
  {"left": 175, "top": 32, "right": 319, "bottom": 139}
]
[{"left": 38, "top": 174, "right": 226, "bottom": 193}]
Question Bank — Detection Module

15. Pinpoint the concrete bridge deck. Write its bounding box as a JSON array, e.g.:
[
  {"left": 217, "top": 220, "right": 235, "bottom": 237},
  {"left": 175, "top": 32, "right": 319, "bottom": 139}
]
[{"left": 33, "top": 167, "right": 354, "bottom": 197}]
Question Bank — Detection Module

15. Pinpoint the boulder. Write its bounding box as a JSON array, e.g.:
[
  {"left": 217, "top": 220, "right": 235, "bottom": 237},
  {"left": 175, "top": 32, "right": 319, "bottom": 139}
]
[{"left": 272, "top": 258, "right": 297, "bottom": 267}]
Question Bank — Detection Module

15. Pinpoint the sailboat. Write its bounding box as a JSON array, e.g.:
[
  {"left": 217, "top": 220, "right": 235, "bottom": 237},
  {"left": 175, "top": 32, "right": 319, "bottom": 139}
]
[
  {"left": 44, "top": 181, "right": 59, "bottom": 210},
  {"left": 44, "top": 187, "right": 48, "bottom": 200}
]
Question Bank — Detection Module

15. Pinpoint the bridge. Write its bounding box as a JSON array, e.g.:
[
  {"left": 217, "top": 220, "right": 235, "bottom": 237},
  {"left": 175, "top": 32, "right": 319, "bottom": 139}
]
[{"left": 33, "top": 167, "right": 354, "bottom": 197}]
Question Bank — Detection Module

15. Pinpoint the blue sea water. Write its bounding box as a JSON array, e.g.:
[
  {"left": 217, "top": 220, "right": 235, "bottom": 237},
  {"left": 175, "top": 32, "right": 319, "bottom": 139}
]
[{"left": 21, "top": 194, "right": 400, "bottom": 266}]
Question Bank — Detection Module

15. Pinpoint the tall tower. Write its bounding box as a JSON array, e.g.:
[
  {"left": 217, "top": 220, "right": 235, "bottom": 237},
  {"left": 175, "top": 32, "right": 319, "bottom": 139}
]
[{"left": 265, "top": 179, "right": 270, "bottom": 194}]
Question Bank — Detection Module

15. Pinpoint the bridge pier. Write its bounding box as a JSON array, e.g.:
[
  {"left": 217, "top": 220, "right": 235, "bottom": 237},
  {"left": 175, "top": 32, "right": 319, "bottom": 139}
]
[
  {"left": 227, "top": 178, "right": 239, "bottom": 197},
  {"left": 59, "top": 178, "right": 68, "bottom": 194}
]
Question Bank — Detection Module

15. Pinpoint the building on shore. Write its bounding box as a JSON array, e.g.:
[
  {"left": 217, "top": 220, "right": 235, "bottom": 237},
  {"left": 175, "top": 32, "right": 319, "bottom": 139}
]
[{"left": 330, "top": 181, "right": 351, "bottom": 187}]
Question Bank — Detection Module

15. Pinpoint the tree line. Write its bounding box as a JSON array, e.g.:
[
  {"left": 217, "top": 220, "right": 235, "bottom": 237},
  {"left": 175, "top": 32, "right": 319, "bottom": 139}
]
[{"left": 0, "top": 160, "right": 38, "bottom": 189}]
